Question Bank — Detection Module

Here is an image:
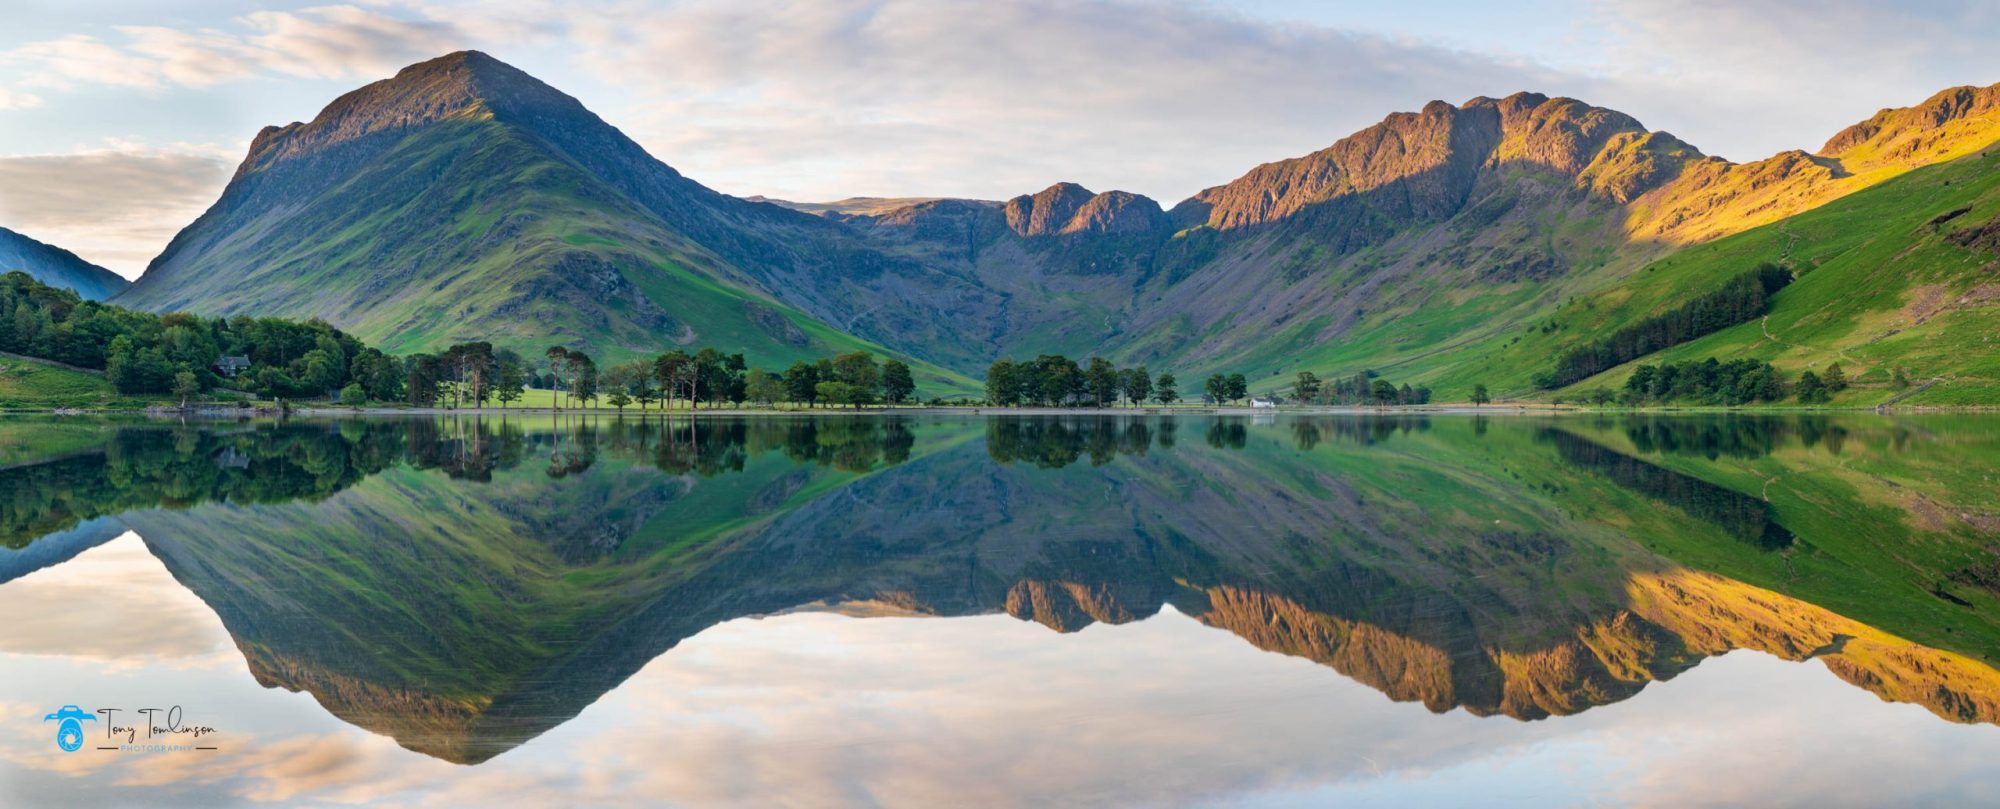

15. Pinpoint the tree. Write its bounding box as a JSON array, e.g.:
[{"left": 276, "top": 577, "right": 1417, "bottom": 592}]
[
  {"left": 745, "top": 368, "right": 785, "bottom": 406},
  {"left": 654, "top": 350, "right": 692, "bottom": 410},
  {"left": 107, "top": 336, "right": 174, "bottom": 394},
  {"left": 607, "top": 389, "right": 632, "bottom": 412},
  {"left": 298, "top": 348, "right": 342, "bottom": 399},
  {"left": 1030, "top": 355, "right": 1082, "bottom": 406},
  {"left": 545, "top": 345, "right": 571, "bottom": 409},
  {"left": 351, "top": 348, "right": 404, "bottom": 402},
  {"left": 441, "top": 342, "right": 495, "bottom": 407},
  {"left": 1202, "top": 373, "right": 1226, "bottom": 404},
  {"left": 1823, "top": 363, "right": 1848, "bottom": 392},
  {"left": 1121, "top": 366, "right": 1152, "bottom": 407},
  {"left": 496, "top": 355, "right": 526, "bottom": 410},
  {"left": 1293, "top": 371, "right": 1320, "bottom": 404},
  {"left": 601, "top": 362, "right": 636, "bottom": 410},
  {"left": 722, "top": 353, "right": 748, "bottom": 405},
  {"left": 831, "top": 351, "right": 881, "bottom": 408},
  {"left": 632, "top": 372, "right": 660, "bottom": 411},
  {"left": 783, "top": 360, "right": 821, "bottom": 408},
  {"left": 340, "top": 382, "right": 366, "bottom": 408},
  {"left": 1225, "top": 373, "right": 1247, "bottom": 404},
  {"left": 1471, "top": 383, "right": 1490, "bottom": 406},
  {"left": 1153, "top": 373, "right": 1178, "bottom": 405},
  {"left": 881, "top": 359, "right": 916, "bottom": 405},
  {"left": 1892, "top": 367, "right": 1912, "bottom": 390},
  {"left": 174, "top": 370, "right": 201, "bottom": 407},
  {"left": 1085, "top": 357, "right": 1119, "bottom": 407},
  {"left": 406, "top": 354, "right": 442, "bottom": 406},
  {"left": 1371, "top": 378, "right": 1398, "bottom": 405},
  {"left": 815, "top": 380, "right": 860, "bottom": 409},
  {"left": 568, "top": 350, "right": 598, "bottom": 408},
  {"left": 1796, "top": 370, "right": 1829, "bottom": 404},
  {"left": 985, "top": 359, "right": 1021, "bottom": 406},
  {"left": 688, "top": 348, "right": 740, "bottom": 409}
]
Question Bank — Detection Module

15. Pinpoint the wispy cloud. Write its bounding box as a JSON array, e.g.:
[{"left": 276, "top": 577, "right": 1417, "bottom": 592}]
[
  {"left": 557, "top": 0, "right": 1571, "bottom": 201},
  {"left": 0, "top": 86, "right": 41, "bottom": 110},
  {"left": 1583, "top": 0, "right": 2000, "bottom": 159},
  {"left": 1, "top": 4, "right": 467, "bottom": 93},
  {"left": 0, "top": 143, "right": 234, "bottom": 277}
]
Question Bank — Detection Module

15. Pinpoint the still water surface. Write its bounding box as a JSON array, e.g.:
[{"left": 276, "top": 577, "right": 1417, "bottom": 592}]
[{"left": 1, "top": 413, "right": 1998, "bottom": 807}]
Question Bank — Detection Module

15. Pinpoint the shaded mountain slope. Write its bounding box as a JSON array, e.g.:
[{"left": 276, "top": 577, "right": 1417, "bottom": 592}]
[
  {"left": 112, "top": 52, "right": 972, "bottom": 388},
  {"left": 0, "top": 227, "right": 127, "bottom": 300}
]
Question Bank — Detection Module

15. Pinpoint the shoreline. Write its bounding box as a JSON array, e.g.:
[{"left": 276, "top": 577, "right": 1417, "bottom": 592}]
[{"left": 7, "top": 402, "right": 1995, "bottom": 418}]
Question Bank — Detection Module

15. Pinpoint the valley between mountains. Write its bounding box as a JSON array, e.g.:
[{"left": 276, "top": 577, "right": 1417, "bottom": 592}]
[{"left": 16, "top": 50, "right": 2000, "bottom": 404}]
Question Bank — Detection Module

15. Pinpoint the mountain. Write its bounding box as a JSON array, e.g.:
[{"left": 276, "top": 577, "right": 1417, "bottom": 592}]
[
  {"left": 0, "top": 227, "right": 127, "bottom": 300},
  {"left": 111, "top": 51, "right": 973, "bottom": 389},
  {"left": 115, "top": 52, "right": 2000, "bottom": 403},
  {"left": 1077, "top": 89, "right": 2000, "bottom": 401},
  {"left": 767, "top": 87, "right": 2000, "bottom": 401}
]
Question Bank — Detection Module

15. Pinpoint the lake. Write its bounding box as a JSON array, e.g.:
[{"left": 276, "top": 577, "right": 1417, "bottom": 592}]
[{"left": 1, "top": 412, "right": 1998, "bottom": 807}]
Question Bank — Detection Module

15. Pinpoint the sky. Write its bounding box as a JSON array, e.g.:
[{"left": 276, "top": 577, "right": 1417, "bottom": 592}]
[{"left": 2, "top": 0, "right": 1998, "bottom": 277}]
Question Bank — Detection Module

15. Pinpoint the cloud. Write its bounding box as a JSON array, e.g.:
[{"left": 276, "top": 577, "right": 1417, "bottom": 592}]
[
  {"left": 0, "top": 145, "right": 233, "bottom": 277},
  {"left": 0, "top": 87, "right": 41, "bottom": 110},
  {"left": 236, "top": 4, "right": 464, "bottom": 80},
  {"left": 559, "top": 0, "right": 1573, "bottom": 202},
  {"left": 1581, "top": 0, "right": 2000, "bottom": 160},
  {"left": 1, "top": 5, "right": 469, "bottom": 93}
]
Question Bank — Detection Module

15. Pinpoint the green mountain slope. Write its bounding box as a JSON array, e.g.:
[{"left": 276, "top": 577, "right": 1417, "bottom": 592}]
[
  {"left": 1460, "top": 148, "right": 2000, "bottom": 403},
  {"left": 0, "top": 227, "right": 127, "bottom": 300},
  {"left": 113, "top": 52, "right": 973, "bottom": 391}
]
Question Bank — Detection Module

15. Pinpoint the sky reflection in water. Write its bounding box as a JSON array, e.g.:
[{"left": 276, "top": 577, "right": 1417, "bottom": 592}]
[{"left": 0, "top": 413, "right": 1997, "bottom": 807}]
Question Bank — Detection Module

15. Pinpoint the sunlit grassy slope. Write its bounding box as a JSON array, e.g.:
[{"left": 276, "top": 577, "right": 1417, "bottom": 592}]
[
  {"left": 1537, "top": 150, "right": 2000, "bottom": 405},
  {"left": 1275, "top": 148, "right": 2000, "bottom": 403}
]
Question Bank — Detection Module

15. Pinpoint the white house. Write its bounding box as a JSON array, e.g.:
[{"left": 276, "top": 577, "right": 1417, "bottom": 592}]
[{"left": 1251, "top": 398, "right": 1276, "bottom": 409}]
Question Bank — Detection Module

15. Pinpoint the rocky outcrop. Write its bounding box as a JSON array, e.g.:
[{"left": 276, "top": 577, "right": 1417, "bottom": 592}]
[
  {"left": 1001, "top": 183, "right": 1167, "bottom": 237},
  {"left": 1822, "top": 83, "right": 2000, "bottom": 161},
  {"left": 1178, "top": 92, "right": 1695, "bottom": 233}
]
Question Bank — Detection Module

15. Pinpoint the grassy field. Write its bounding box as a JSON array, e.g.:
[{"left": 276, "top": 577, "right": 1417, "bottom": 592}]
[{"left": 0, "top": 357, "right": 125, "bottom": 409}]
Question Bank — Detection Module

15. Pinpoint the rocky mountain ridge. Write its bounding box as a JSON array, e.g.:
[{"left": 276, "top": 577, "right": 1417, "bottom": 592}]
[{"left": 111, "top": 52, "right": 2000, "bottom": 397}]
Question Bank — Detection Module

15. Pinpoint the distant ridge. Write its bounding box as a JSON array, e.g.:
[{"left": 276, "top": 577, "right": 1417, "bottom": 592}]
[{"left": 0, "top": 227, "right": 128, "bottom": 300}]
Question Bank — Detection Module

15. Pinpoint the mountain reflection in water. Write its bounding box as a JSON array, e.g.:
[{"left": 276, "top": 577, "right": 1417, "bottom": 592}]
[{"left": 0, "top": 412, "right": 1997, "bottom": 776}]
